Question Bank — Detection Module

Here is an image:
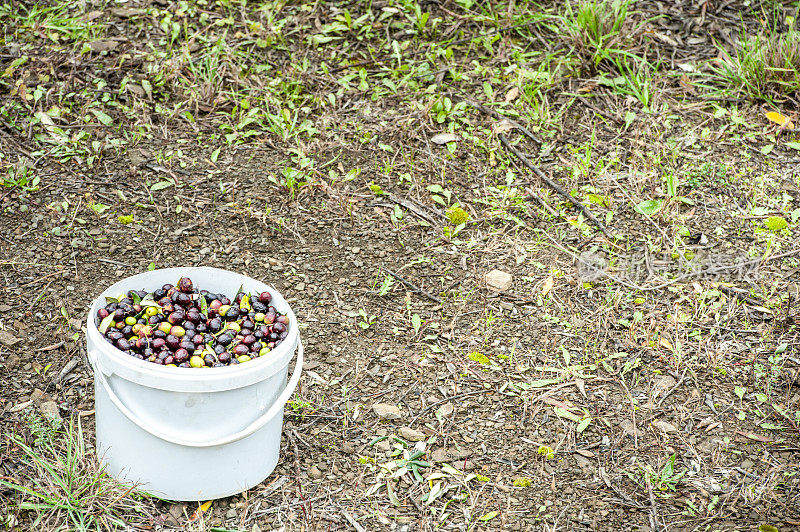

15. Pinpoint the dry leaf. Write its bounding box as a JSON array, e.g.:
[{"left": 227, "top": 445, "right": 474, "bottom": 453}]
[
  {"left": 541, "top": 275, "right": 554, "bottom": 296},
  {"left": 504, "top": 86, "right": 520, "bottom": 102},
  {"left": 575, "top": 449, "right": 594, "bottom": 458},
  {"left": 678, "top": 74, "right": 695, "bottom": 94},
  {"left": 189, "top": 500, "right": 213, "bottom": 521},
  {"left": 652, "top": 420, "right": 678, "bottom": 433},
  {"left": 493, "top": 119, "right": 515, "bottom": 135},
  {"left": 659, "top": 337, "right": 673, "bottom": 351},
  {"left": 430, "top": 133, "right": 458, "bottom": 145},
  {"left": 575, "top": 378, "right": 586, "bottom": 398},
  {"left": 736, "top": 431, "right": 773, "bottom": 442},
  {"left": 766, "top": 111, "right": 794, "bottom": 130}
]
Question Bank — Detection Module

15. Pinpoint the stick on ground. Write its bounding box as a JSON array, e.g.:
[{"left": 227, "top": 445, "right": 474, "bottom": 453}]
[{"left": 498, "top": 132, "right": 609, "bottom": 236}]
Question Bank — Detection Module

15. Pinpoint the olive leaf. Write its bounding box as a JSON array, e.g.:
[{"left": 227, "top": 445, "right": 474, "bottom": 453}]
[
  {"left": 199, "top": 295, "right": 208, "bottom": 318},
  {"left": 105, "top": 295, "right": 120, "bottom": 304},
  {"left": 240, "top": 294, "right": 251, "bottom": 312},
  {"left": 130, "top": 291, "right": 142, "bottom": 305},
  {"left": 98, "top": 313, "right": 116, "bottom": 334}
]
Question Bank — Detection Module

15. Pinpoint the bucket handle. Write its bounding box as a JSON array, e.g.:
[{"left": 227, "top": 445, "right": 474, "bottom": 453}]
[{"left": 92, "top": 340, "right": 303, "bottom": 448}]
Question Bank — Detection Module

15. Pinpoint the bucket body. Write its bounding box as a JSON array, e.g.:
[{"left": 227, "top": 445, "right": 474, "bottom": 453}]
[{"left": 87, "top": 267, "right": 303, "bottom": 501}]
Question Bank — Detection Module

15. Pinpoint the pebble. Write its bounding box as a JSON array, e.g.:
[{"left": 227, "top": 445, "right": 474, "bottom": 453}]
[
  {"left": 485, "top": 269, "right": 513, "bottom": 291},
  {"left": 30, "top": 389, "right": 60, "bottom": 421},
  {"left": 372, "top": 403, "right": 402, "bottom": 420},
  {"left": 309, "top": 466, "right": 323, "bottom": 479},
  {"left": 397, "top": 426, "right": 425, "bottom": 442},
  {"left": 4, "top": 354, "right": 20, "bottom": 370},
  {"left": 0, "top": 330, "right": 21, "bottom": 347},
  {"left": 226, "top": 508, "right": 237, "bottom": 519},
  {"left": 652, "top": 420, "right": 678, "bottom": 433}
]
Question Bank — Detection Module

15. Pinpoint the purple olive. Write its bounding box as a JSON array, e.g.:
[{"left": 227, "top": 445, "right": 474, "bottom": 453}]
[
  {"left": 165, "top": 335, "right": 181, "bottom": 350},
  {"left": 178, "top": 277, "right": 194, "bottom": 293},
  {"left": 174, "top": 348, "right": 189, "bottom": 363},
  {"left": 259, "top": 291, "right": 272, "bottom": 304}
]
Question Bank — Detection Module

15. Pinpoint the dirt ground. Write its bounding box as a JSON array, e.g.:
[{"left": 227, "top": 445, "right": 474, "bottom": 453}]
[{"left": 1, "top": 0, "right": 799, "bottom": 531}]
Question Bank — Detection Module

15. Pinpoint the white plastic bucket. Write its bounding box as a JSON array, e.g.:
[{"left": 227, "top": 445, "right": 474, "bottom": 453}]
[{"left": 86, "top": 267, "right": 303, "bottom": 501}]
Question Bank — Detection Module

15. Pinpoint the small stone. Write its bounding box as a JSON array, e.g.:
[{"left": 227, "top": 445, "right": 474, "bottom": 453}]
[
  {"left": 4, "top": 354, "right": 20, "bottom": 370},
  {"left": 397, "top": 427, "right": 425, "bottom": 442},
  {"left": 652, "top": 420, "right": 678, "bottom": 433},
  {"left": 30, "top": 389, "right": 59, "bottom": 421},
  {"left": 342, "top": 442, "right": 356, "bottom": 454},
  {"left": 485, "top": 270, "right": 513, "bottom": 292},
  {"left": 430, "top": 447, "right": 472, "bottom": 463},
  {"left": 372, "top": 403, "right": 402, "bottom": 420},
  {"left": 296, "top": 282, "right": 306, "bottom": 291},
  {"left": 308, "top": 466, "right": 323, "bottom": 479},
  {"left": 0, "top": 304, "right": 11, "bottom": 312},
  {"left": 376, "top": 439, "right": 391, "bottom": 452},
  {"left": 652, "top": 374, "right": 677, "bottom": 397},
  {"left": 168, "top": 504, "right": 185, "bottom": 521},
  {"left": 251, "top": 525, "right": 261, "bottom": 532},
  {"left": 0, "top": 330, "right": 21, "bottom": 347},
  {"left": 187, "top": 235, "right": 201, "bottom": 248},
  {"left": 226, "top": 508, "right": 237, "bottom": 519},
  {"left": 620, "top": 419, "right": 643, "bottom": 438}
]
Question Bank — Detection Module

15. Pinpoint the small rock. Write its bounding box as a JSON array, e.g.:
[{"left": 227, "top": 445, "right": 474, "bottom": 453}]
[
  {"left": 376, "top": 439, "right": 391, "bottom": 452},
  {"left": 296, "top": 282, "right": 306, "bottom": 291},
  {"left": 485, "top": 270, "right": 512, "bottom": 292},
  {"left": 168, "top": 504, "right": 185, "bottom": 521},
  {"left": 30, "top": 389, "right": 60, "bottom": 421},
  {"left": 187, "top": 236, "right": 201, "bottom": 248},
  {"left": 372, "top": 403, "right": 402, "bottom": 420},
  {"left": 430, "top": 447, "right": 472, "bottom": 463},
  {"left": 620, "top": 419, "right": 643, "bottom": 438},
  {"left": 652, "top": 420, "right": 678, "bottom": 433},
  {"left": 0, "top": 330, "right": 21, "bottom": 347},
  {"left": 226, "top": 508, "right": 237, "bottom": 519},
  {"left": 652, "top": 374, "right": 677, "bottom": 397},
  {"left": 4, "top": 354, "right": 20, "bottom": 370},
  {"left": 251, "top": 525, "right": 262, "bottom": 532},
  {"left": 397, "top": 427, "right": 425, "bottom": 442},
  {"left": 431, "top": 133, "right": 459, "bottom": 145},
  {"left": 342, "top": 442, "right": 356, "bottom": 454},
  {"left": 308, "top": 466, "right": 323, "bottom": 479},
  {"left": 0, "top": 304, "right": 11, "bottom": 312}
]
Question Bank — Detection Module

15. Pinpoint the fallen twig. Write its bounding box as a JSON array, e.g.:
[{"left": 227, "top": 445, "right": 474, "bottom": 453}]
[
  {"left": 383, "top": 268, "right": 442, "bottom": 304},
  {"left": 497, "top": 133, "right": 609, "bottom": 236}
]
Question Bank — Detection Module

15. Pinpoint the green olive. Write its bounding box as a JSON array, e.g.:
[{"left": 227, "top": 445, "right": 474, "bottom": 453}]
[
  {"left": 132, "top": 323, "right": 144, "bottom": 334},
  {"left": 170, "top": 325, "right": 186, "bottom": 338},
  {"left": 219, "top": 304, "right": 231, "bottom": 317},
  {"left": 125, "top": 316, "right": 137, "bottom": 326},
  {"left": 237, "top": 355, "right": 251, "bottom": 363},
  {"left": 259, "top": 347, "right": 270, "bottom": 357},
  {"left": 226, "top": 322, "right": 241, "bottom": 333},
  {"left": 189, "top": 356, "right": 205, "bottom": 368},
  {"left": 145, "top": 306, "right": 159, "bottom": 317},
  {"left": 254, "top": 312, "right": 265, "bottom": 322},
  {"left": 166, "top": 363, "right": 177, "bottom": 367},
  {"left": 158, "top": 322, "right": 172, "bottom": 334}
]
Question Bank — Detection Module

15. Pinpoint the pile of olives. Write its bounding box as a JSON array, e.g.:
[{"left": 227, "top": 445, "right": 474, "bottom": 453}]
[{"left": 95, "top": 277, "right": 290, "bottom": 368}]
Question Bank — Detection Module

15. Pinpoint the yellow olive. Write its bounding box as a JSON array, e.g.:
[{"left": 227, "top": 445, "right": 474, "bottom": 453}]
[{"left": 189, "top": 356, "right": 205, "bottom": 368}]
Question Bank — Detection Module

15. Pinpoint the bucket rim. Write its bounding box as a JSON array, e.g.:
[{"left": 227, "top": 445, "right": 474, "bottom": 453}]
[{"left": 86, "top": 267, "right": 300, "bottom": 388}]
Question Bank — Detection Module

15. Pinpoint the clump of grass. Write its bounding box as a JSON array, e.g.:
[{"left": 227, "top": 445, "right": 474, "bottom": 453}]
[
  {"left": 0, "top": 414, "right": 151, "bottom": 530},
  {"left": 711, "top": 26, "right": 800, "bottom": 99},
  {"left": 562, "top": 0, "right": 633, "bottom": 70}
]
